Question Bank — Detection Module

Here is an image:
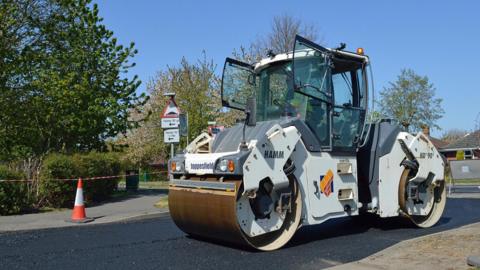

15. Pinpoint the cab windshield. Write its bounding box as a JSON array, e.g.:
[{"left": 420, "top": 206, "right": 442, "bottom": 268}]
[
  {"left": 256, "top": 62, "right": 308, "bottom": 121},
  {"left": 255, "top": 61, "right": 330, "bottom": 146}
]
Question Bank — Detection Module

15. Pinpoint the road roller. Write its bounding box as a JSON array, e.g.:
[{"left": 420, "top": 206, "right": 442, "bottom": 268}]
[{"left": 168, "top": 35, "right": 446, "bottom": 251}]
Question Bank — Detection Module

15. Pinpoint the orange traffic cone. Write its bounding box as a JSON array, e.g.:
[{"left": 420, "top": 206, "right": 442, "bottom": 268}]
[{"left": 68, "top": 178, "right": 94, "bottom": 223}]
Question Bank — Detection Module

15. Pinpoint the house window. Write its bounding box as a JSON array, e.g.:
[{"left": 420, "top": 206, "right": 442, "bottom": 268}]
[{"left": 465, "top": 149, "right": 473, "bottom": 159}]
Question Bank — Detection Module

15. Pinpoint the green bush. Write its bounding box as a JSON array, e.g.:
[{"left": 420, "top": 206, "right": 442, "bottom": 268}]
[
  {"left": 456, "top": 150, "right": 465, "bottom": 160},
  {"left": 76, "top": 152, "right": 121, "bottom": 202},
  {"left": 40, "top": 152, "right": 122, "bottom": 208},
  {"left": 39, "top": 154, "right": 78, "bottom": 207},
  {"left": 0, "top": 165, "right": 30, "bottom": 215},
  {"left": 142, "top": 169, "right": 168, "bottom": 182}
]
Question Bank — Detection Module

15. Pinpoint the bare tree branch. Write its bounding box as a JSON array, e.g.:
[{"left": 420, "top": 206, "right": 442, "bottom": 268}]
[{"left": 233, "top": 14, "right": 323, "bottom": 63}]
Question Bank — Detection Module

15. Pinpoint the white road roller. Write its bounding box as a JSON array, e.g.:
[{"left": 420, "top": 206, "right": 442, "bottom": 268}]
[{"left": 168, "top": 35, "right": 446, "bottom": 251}]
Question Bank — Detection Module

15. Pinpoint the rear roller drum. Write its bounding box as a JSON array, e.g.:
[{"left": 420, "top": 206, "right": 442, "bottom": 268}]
[{"left": 398, "top": 168, "right": 446, "bottom": 228}]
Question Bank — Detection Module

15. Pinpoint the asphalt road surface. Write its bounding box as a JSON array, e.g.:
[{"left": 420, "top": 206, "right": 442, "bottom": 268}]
[{"left": 1, "top": 198, "right": 480, "bottom": 270}]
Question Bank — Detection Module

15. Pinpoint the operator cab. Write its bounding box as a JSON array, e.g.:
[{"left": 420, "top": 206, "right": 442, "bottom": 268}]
[{"left": 221, "top": 35, "right": 369, "bottom": 153}]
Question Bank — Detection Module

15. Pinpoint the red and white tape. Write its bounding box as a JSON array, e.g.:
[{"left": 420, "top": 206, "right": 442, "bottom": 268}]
[{"left": 0, "top": 171, "right": 168, "bottom": 183}]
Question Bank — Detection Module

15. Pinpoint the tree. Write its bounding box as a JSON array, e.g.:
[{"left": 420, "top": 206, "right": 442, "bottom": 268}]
[
  {"left": 0, "top": 0, "right": 39, "bottom": 161},
  {"left": 121, "top": 14, "right": 322, "bottom": 165},
  {"left": 233, "top": 14, "right": 321, "bottom": 63},
  {"left": 121, "top": 55, "right": 235, "bottom": 165},
  {"left": 378, "top": 69, "right": 444, "bottom": 132},
  {"left": 0, "top": 0, "right": 145, "bottom": 161}
]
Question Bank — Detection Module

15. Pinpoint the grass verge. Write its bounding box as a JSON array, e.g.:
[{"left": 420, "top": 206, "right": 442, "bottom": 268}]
[{"left": 154, "top": 196, "right": 168, "bottom": 209}]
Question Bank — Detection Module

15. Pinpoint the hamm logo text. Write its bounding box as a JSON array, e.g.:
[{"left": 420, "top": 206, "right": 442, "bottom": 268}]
[{"left": 264, "top": 150, "right": 284, "bottom": 159}]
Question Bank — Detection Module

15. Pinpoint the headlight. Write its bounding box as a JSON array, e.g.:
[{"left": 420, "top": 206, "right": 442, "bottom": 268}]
[
  {"left": 218, "top": 159, "right": 235, "bottom": 173},
  {"left": 170, "top": 161, "right": 183, "bottom": 173},
  {"left": 175, "top": 162, "right": 182, "bottom": 172},
  {"left": 219, "top": 159, "right": 228, "bottom": 172}
]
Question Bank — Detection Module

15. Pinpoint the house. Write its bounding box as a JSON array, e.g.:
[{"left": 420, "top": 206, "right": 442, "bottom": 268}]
[
  {"left": 439, "top": 130, "right": 480, "bottom": 160},
  {"left": 421, "top": 126, "right": 449, "bottom": 149}
]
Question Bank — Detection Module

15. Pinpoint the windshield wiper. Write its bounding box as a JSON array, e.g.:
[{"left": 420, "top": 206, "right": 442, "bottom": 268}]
[
  {"left": 295, "top": 83, "right": 329, "bottom": 96},
  {"left": 295, "top": 83, "right": 332, "bottom": 98},
  {"left": 294, "top": 83, "right": 332, "bottom": 104}
]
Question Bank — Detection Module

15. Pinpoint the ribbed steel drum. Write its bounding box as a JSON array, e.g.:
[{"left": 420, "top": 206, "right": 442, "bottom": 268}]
[{"left": 168, "top": 178, "right": 302, "bottom": 251}]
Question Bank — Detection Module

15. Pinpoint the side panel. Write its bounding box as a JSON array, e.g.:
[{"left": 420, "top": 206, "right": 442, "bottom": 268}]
[
  {"left": 242, "top": 125, "right": 301, "bottom": 192},
  {"left": 377, "top": 131, "right": 445, "bottom": 217},
  {"left": 292, "top": 141, "right": 359, "bottom": 225},
  {"left": 356, "top": 121, "right": 401, "bottom": 207},
  {"left": 377, "top": 136, "right": 406, "bottom": 217}
]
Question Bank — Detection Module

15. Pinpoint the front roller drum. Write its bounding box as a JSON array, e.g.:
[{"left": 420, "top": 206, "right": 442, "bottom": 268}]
[
  {"left": 168, "top": 178, "right": 302, "bottom": 251},
  {"left": 169, "top": 180, "right": 245, "bottom": 244}
]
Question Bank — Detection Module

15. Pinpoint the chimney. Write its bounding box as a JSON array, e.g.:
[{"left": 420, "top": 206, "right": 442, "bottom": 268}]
[{"left": 422, "top": 125, "right": 430, "bottom": 137}]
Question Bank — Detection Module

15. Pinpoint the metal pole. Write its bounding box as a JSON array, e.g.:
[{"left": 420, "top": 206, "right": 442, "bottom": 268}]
[
  {"left": 186, "top": 112, "right": 189, "bottom": 146},
  {"left": 170, "top": 143, "right": 174, "bottom": 159}
]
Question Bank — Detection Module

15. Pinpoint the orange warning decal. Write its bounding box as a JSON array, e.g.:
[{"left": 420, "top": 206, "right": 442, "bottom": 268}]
[{"left": 320, "top": 169, "right": 334, "bottom": 197}]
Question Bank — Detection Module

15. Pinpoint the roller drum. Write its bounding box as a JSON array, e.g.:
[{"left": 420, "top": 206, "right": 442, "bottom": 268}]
[
  {"left": 168, "top": 180, "right": 245, "bottom": 244},
  {"left": 168, "top": 177, "right": 302, "bottom": 251}
]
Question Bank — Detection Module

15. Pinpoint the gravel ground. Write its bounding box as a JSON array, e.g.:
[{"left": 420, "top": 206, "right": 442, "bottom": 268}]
[{"left": 329, "top": 222, "right": 480, "bottom": 270}]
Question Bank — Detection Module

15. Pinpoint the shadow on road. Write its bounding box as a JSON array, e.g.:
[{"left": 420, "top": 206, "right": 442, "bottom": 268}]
[
  {"left": 288, "top": 215, "right": 415, "bottom": 248},
  {"left": 286, "top": 197, "right": 477, "bottom": 249},
  {"left": 183, "top": 198, "right": 480, "bottom": 253}
]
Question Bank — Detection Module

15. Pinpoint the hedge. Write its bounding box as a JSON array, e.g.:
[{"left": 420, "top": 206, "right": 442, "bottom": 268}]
[
  {"left": 39, "top": 152, "right": 122, "bottom": 208},
  {"left": 0, "top": 165, "right": 30, "bottom": 215},
  {"left": 76, "top": 152, "right": 122, "bottom": 202}
]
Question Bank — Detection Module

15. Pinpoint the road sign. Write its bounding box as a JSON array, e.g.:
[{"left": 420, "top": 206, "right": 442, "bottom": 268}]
[
  {"left": 179, "top": 113, "right": 188, "bottom": 136},
  {"left": 161, "top": 117, "right": 179, "bottom": 128},
  {"left": 164, "top": 129, "right": 180, "bottom": 143},
  {"left": 161, "top": 98, "right": 180, "bottom": 118}
]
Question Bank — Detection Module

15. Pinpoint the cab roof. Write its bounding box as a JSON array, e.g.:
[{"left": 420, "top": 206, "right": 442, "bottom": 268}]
[{"left": 254, "top": 47, "right": 369, "bottom": 73}]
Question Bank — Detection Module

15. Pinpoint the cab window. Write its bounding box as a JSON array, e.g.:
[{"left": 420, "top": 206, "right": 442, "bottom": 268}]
[
  {"left": 331, "top": 63, "right": 365, "bottom": 151},
  {"left": 332, "top": 72, "right": 353, "bottom": 106}
]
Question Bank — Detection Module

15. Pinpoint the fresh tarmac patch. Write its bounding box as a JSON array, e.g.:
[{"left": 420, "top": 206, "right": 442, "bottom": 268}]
[{"left": 1, "top": 198, "right": 479, "bottom": 270}]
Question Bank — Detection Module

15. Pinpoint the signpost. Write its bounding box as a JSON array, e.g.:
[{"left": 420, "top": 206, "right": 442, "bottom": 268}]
[
  {"left": 164, "top": 129, "right": 180, "bottom": 143},
  {"left": 162, "top": 93, "right": 180, "bottom": 158},
  {"left": 161, "top": 118, "right": 180, "bottom": 129}
]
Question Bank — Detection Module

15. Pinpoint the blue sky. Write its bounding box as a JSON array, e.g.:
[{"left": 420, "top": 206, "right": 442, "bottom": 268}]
[{"left": 95, "top": 0, "right": 480, "bottom": 136}]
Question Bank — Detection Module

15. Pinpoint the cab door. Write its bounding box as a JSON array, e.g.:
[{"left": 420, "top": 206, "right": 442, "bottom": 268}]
[
  {"left": 292, "top": 35, "right": 333, "bottom": 151},
  {"left": 331, "top": 62, "right": 366, "bottom": 153},
  {"left": 221, "top": 57, "right": 256, "bottom": 111},
  {"left": 292, "top": 35, "right": 361, "bottom": 221}
]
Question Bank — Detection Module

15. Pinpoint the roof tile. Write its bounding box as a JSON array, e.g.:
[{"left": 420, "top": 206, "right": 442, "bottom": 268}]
[{"left": 442, "top": 130, "right": 480, "bottom": 149}]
